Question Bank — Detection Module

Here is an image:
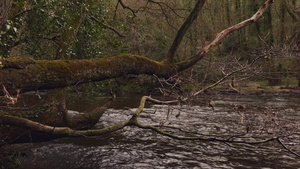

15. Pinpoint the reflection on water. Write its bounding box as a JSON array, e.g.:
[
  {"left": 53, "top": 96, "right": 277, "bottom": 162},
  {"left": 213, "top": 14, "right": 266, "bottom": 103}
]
[{"left": 6, "top": 94, "right": 300, "bottom": 169}]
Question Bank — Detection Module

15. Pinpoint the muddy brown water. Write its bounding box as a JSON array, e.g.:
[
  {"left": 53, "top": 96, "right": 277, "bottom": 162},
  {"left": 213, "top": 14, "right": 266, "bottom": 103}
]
[{"left": 5, "top": 94, "right": 300, "bottom": 169}]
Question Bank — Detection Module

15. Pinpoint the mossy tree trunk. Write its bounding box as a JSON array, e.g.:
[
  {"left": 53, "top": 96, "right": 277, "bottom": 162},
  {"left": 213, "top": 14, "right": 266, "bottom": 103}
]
[{"left": 0, "top": 55, "right": 176, "bottom": 95}]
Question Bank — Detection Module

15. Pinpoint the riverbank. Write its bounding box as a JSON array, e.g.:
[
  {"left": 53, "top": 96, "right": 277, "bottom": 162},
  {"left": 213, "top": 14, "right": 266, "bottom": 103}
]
[
  {"left": 213, "top": 81, "right": 300, "bottom": 96},
  {"left": 66, "top": 78, "right": 300, "bottom": 98}
]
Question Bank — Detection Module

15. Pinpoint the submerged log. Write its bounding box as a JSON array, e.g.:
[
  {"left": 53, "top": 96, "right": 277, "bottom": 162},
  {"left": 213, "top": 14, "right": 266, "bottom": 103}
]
[
  {"left": 66, "top": 100, "right": 112, "bottom": 130},
  {"left": 0, "top": 99, "right": 112, "bottom": 142}
]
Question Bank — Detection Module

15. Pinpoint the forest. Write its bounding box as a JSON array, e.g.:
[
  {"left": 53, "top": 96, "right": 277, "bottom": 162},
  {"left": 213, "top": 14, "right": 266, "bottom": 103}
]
[{"left": 0, "top": 0, "right": 300, "bottom": 168}]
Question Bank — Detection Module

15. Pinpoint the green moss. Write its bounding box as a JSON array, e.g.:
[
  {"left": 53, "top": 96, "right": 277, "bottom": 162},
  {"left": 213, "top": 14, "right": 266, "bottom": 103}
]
[
  {"left": 0, "top": 54, "right": 177, "bottom": 94},
  {"left": 3, "top": 57, "right": 36, "bottom": 69},
  {"left": 282, "top": 77, "right": 298, "bottom": 87},
  {"left": 256, "top": 80, "right": 269, "bottom": 87}
]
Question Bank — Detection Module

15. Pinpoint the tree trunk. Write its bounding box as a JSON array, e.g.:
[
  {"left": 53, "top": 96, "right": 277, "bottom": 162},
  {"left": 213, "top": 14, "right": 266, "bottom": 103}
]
[
  {"left": 293, "top": 6, "right": 300, "bottom": 86},
  {"left": 279, "top": 1, "right": 286, "bottom": 46},
  {"left": 260, "top": 4, "right": 274, "bottom": 44},
  {"left": 296, "top": 18, "right": 300, "bottom": 87},
  {"left": 246, "top": 0, "right": 260, "bottom": 45},
  {"left": 0, "top": 0, "right": 13, "bottom": 30},
  {"left": 0, "top": 55, "right": 176, "bottom": 94}
]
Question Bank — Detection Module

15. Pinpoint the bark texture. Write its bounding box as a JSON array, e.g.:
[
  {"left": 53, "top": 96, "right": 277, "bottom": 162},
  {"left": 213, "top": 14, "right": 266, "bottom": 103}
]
[
  {"left": 0, "top": 0, "right": 13, "bottom": 29},
  {"left": 0, "top": 55, "right": 176, "bottom": 94}
]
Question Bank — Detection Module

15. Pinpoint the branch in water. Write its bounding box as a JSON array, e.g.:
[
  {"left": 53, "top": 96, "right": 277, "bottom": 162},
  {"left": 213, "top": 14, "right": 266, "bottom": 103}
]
[{"left": 2, "top": 94, "right": 298, "bottom": 157}]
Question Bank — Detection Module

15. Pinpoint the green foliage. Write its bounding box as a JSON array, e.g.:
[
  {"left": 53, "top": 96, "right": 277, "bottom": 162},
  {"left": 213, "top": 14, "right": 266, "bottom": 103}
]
[
  {"left": 155, "top": 30, "right": 168, "bottom": 50},
  {"left": 0, "top": 150, "right": 20, "bottom": 169},
  {"left": 23, "top": 105, "right": 52, "bottom": 119},
  {"left": 73, "top": 18, "right": 107, "bottom": 59},
  {"left": 0, "top": 0, "right": 297, "bottom": 59},
  {"left": 0, "top": 19, "right": 21, "bottom": 58}
]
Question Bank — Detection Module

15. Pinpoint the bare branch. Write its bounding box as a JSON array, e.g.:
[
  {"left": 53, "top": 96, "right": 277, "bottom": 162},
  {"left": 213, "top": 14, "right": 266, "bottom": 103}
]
[
  {"left": 2, "top": 85, "right": 20, "bottom": 105},
  {"left": 191, "top": 56, "right": 261, "bottom": 97},
  {"left": 142, "top": 0, "right": 186, "bottom": 30},
  {"left": 284, "top": 0, "right": 299, "bottom": 21},
  {"left": 117, "top": 0, "right": 137, "bottom": 16},
  {"left": 90, "top": 15, "right": 125, "bottom": 37},
  {"left": 146, "top": 0, "right": 186, "bottom": 19},
  {"left": 276, "top": 137, "right": 300, "bottom": 157},
  {"left": 177, "top": 0, "right": 275, "bottom": 71},
  {"left": 0, "top": 114, "right": 129, "bottom": 137}
]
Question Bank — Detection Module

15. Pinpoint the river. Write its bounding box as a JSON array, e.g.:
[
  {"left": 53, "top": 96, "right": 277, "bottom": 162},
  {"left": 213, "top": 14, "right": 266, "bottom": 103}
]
[{"left": 5, "top": 94, "right": 300, "bottom": 168}]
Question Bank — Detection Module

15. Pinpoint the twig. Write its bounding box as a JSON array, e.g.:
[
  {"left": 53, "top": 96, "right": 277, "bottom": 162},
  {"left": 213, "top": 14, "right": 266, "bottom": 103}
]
[
  {"left": 2, "top": 85, "right": 20, "bottom": 105},
  {"left": 276, "top": 137, "right": 300, "bottom": 157},
  {"left": 117, "top": 0, "right": 137, "bottom": 16},
  {"left": 191, "top": 56, "right": 261, "bottom": 97},
  {"left": 90, "top": 15, "right": 125, "bottom": 37}
]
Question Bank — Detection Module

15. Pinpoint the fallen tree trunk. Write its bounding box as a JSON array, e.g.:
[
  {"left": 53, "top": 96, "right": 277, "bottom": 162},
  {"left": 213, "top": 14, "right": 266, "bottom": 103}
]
[{"left": 0, "top": 55, "right": 175, "bottom": 95}]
